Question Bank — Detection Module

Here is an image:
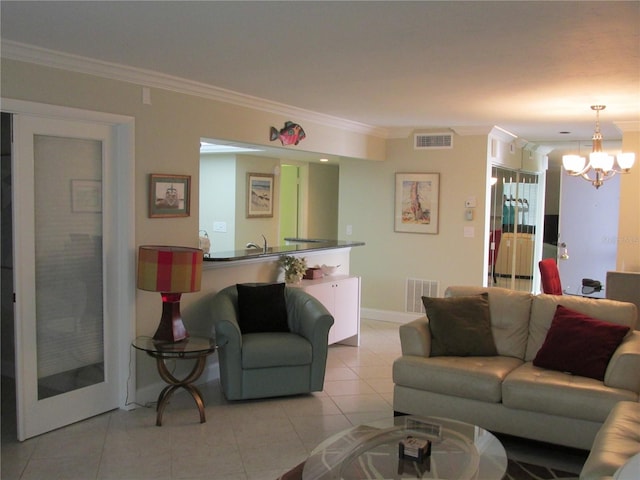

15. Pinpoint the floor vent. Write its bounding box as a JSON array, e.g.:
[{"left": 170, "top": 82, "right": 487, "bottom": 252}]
[
  {"left": 414, "top": 133, "right": 453, "bottom": 150},
  {"left": 406, "top": 278, "right": 439, "bottom": 314}
]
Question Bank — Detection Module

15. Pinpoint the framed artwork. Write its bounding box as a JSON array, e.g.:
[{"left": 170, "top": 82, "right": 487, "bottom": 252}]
[
  {"left": 247, "top": 172, "right": 274, "bottom": 218},
  {"left": 71, "top": 180, "right": 102, "bottom": 213},
  {"left": 395, "top": 172, "right": 440, "bottom": 234},
  {"left": 149, "top": 174, "right": 191, "bottom": 218}
]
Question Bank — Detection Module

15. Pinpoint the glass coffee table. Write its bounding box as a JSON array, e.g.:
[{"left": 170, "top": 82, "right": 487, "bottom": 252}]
[{"left": 303, "top": 415, "right": 507, "bottom": 480}]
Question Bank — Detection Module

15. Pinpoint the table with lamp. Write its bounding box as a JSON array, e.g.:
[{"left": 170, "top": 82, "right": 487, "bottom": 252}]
[{"left": 133, "top": 245, "right": 216, "bottom": 426}]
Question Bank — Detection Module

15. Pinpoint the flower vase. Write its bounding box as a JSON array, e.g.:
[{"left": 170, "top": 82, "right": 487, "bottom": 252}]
[{"left": 286, "top": 273, "right": 303, "bottom": 284}]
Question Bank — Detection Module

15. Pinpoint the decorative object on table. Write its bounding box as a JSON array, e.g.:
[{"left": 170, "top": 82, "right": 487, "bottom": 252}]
[
  {"left": 581, "top": 278, "right": 602, "bottom": 295},
  {"left": 394, "top": 172, "right": 440, "bottom": 234},
  {"left": 198, "top": 230, "right": 210, "bottom": 256},
  {"left": 246, "top": 172, "right": 274, "bottom": 218},
  {"left": 320, "top": 264, "right": 340, "bottom": 276},
  {"left": 148, "top": 174, "right": 191, "bottom": 218},
  {"left": 270, "top": 121, "right": 306, "bottom": 146},
  {"left": 562, "top": 105, "right": 635, "bottom": 189},
  {"left": 398, "top": 436, "right": 431, "bottom": 461},
  {"left": 281, "top": 255, "right": 307, "bottom": 284},
  {"left": 136, "top": 245, "right": 203, "bottom": 343},
  {"left": 303, "top": 267, "right": 323, "bottom": 280}
]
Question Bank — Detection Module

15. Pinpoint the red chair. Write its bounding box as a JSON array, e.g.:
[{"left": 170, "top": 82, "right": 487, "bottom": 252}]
[{"left": 539, "top": 258, "right": 562, "bottom": 295}]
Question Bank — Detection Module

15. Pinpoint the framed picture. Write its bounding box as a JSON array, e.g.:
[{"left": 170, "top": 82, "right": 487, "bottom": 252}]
[
  {"left": 247, "top": 172, "right": 274, "bottom": 218},
  {"left": 395, "top": 172, "right": 440, "bottom": 234},
  {"left": 71, "top": 180, "right": 102, "bottom": 213},
  {"left": 149, "top": 174, "right": 191, "bottom": 218}
]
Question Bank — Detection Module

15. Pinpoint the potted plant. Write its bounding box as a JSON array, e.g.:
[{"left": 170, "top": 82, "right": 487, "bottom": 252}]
[{"left": 281, "top": 255, "right": 307, "bottom": 284}]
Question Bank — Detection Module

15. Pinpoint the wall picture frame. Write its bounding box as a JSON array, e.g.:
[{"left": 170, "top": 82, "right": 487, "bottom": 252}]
[
  {"left": 149, "top": 174, "right": 191, "bottom": 218},
  {"left": 71, "top": 179, "right": 102, "bottom": 213},
  {"left": 247, "top": 172, "right": 274, "bottom": 218},
  {"left": 395, "top": 172, "right": 440, "bottom": 234}
]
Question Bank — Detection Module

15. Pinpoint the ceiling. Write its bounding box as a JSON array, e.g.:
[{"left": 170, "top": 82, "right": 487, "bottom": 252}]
[{"left": 2, "top": 1, "right": 639, "bottom": 162}]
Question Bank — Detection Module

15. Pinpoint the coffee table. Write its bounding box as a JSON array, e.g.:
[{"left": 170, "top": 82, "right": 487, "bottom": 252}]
[{"left": 303, "top": 415, "right": 507, "bottom": 480}]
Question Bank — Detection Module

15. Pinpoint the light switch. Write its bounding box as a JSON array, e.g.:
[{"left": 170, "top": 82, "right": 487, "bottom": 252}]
[{"left": 213, "top": 221, "right": 227, "bottom": 233}]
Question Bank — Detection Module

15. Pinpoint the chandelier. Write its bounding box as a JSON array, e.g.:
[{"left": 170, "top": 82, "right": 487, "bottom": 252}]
[{"left": 562, "top": 105, "right": 635, "bottom": 189}]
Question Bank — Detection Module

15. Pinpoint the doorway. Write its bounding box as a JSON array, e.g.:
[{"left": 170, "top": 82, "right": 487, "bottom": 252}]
[{"left": 1, "top": 102, "right": 135, "bottom": 441}]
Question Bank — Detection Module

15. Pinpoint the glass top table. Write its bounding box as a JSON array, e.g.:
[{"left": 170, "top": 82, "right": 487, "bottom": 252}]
[
  {"left": 303, "top": 415, "right": 507, "bottom": 480},
  {"left": 132, "top": 336, "right": 216, "bottom": 426}
]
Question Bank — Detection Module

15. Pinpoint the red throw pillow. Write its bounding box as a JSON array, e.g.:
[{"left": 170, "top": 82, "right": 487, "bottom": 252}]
[{"left": 533, "top": 305, "right": 629, "bottom": 380}]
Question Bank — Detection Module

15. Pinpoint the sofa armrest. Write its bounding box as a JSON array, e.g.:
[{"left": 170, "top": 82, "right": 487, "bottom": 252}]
[
  {"left": 604, "top": 331, "right": 640, "bottom": 393},
  {"left": 399, "top": 317, "right": 431, "bottom": 357}
]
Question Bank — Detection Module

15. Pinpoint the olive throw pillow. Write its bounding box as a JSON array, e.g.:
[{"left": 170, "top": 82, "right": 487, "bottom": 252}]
[
  {"left": 422, "top": 293, "right": 497, "bottom": 357},
  {"left": 236, "top": 283, "right": 290, "bottom": 334},
  {"left": 533, "top": 305, "right": 629, "bottom": 380}
]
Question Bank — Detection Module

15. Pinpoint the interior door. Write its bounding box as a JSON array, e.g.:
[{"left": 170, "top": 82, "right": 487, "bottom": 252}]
[
  {"left": 558, "top": 173, "right": 619, "bottom": 296},
  {"left": 13, "top": 114, "right": 119, "bottom": 440}
]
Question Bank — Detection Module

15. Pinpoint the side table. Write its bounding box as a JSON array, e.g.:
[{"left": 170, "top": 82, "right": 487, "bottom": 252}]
[{"left": 132, "top": 336, "right": 216, "bottom": 426}]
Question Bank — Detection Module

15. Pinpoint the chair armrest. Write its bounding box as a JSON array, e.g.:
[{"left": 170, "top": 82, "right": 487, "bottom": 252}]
[
  {"left": 210, "top": 286, "right": 242, "bottom": 348},
  {"left": 399, "top": 317, "right": 431, "bottom": 357},
  {"left": 604, "top": 331, "right": 640, "bottom": 393},
  {"left": 285, "top": 288, "right": 334, "bottom": 343}
]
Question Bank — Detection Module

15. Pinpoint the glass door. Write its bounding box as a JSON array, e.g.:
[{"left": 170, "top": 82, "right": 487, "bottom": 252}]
[
  {"left": 489, "top": 167, "right": 541, "bottom": 292},
  {"left": 13, "top": 115, "right": 120, "bottom": 440}
]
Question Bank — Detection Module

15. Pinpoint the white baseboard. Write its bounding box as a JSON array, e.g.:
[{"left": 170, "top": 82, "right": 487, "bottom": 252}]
[{"left": 360, "top": 308, "right": 422, "bottom": 324}]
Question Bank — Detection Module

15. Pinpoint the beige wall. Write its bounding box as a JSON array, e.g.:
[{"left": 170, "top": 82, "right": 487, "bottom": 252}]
[
  {"left": 618, "top": 130, "right": 640, "bottom": 271},
  {"left": 339, "top": 132, "right": 490, "bottom": 314}
]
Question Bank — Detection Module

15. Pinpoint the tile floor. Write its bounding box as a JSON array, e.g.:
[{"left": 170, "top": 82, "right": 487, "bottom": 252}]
[{"left": 1, "top": 319, "right": 588, "bottom": 480}]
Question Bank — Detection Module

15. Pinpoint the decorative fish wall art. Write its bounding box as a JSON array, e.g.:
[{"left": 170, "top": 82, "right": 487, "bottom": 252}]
[{"left": 270, "top": 121, "right": 306, "bottom": 146}]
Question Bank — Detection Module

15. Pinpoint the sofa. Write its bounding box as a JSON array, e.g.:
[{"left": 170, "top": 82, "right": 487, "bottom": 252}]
[
  {"left": 580, "top": 401, "right": 640, "bottom": 480},
  {"left": 393, "top": 286, "right": 640, "bottom": 450}
]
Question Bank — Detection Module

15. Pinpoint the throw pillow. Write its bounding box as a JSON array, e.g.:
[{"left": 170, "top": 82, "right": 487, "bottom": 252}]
[
  {"left": 422, "top": 293, "right": 497, "bottom": 357},
  {"left": 236, "top": 283, "right": 289, "bottom": 334},
  {"left": 533, "top": 305, "right": 629, "bottom": 380}
]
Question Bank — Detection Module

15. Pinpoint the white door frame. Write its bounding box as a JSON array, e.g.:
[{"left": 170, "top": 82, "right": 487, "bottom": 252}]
[{"left": 3, "top": 99, "right": 136, "bottom": 431}]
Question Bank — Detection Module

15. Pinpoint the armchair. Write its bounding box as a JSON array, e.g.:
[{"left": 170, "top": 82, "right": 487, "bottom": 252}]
[{"left": 210, "top": 284, "right": 334, "bottom": 400}]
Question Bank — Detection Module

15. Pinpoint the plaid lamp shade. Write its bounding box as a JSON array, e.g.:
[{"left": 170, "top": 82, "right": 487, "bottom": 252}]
[{"left": 137, "top": 246, "right": 203, "bottom": 293}]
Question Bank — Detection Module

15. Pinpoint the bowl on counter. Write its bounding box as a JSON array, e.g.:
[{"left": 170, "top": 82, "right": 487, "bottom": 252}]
[{"left": 321, "top": 264, "right": 340, "bottom": 276}]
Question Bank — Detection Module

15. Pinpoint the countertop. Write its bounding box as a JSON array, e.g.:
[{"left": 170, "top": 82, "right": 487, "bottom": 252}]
[{"left": 203, "top": 239, "right": 365, "bottom": 262}]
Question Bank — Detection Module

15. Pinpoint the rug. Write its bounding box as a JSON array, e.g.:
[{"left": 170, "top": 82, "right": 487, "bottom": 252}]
[{"left": 277, "top": 458, "right": 578, "bottom": 480}]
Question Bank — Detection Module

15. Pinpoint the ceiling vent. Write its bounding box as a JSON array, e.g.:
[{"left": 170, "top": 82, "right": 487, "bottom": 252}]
[{"left": 414, "top": 133, "right": 453, "bottom": 150}]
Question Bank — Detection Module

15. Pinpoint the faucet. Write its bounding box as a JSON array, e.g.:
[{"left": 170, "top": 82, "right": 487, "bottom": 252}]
[{"left": 246, "top": 234, "right": 268, "bottom": 252}]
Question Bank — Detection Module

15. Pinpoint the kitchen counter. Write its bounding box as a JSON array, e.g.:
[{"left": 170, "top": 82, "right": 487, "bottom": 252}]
[{"left": 203, "top": 239, "right": 365, "bottom": 262}]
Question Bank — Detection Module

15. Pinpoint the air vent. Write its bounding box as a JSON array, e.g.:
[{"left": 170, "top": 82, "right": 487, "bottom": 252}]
[
  {"left": 414, "top": 133, "right": 453, "bottom": 150},
  {"left": 405, "top": 278, "right": 439, "bottom": 314}
]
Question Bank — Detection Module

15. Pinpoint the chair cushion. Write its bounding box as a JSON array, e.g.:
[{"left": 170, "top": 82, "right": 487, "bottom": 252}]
[
  {"left": 422, "top": 293, "right": 497, "bottom": 357},
  {"left": 236, "top": 282, "right": 289, "bottom": 334},
  {"left": 241, "top": 332, "right": 312, "bottom": 369},
  {"left": 532, "top": 305, "right": 629, "bottom": 380}
]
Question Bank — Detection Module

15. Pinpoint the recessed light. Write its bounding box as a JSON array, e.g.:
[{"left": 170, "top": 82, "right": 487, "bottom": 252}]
[
  {"left": 320, "top": 158, "right": 329, "bottom": 162},
  {"left": 559, "top": 131, "right": 571, "bottom": 135}
]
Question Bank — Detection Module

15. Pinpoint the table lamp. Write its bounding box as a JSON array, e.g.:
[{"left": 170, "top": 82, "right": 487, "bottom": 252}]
[{"left": 137, "top": 245, "right": 203, "bottom": 343}]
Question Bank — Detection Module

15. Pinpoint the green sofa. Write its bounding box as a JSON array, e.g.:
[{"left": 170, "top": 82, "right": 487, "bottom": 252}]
[{"left": 210, "top": 284, "right": 334, "bottom": 400}]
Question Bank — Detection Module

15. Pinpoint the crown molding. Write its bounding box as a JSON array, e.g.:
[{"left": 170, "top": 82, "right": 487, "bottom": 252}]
[{"left": 2, "top": 40, "right": 389, "bottom": 138}]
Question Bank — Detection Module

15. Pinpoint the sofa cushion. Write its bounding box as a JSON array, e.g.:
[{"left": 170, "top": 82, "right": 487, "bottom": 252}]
[
  {"left": 525, "top": 294, "right": 637, "bottom": 362},
  {"left": 236, "top": 282, "right": 289, "bottom": 334},
  {"left": 533, "top": 305, "right": 630, "bottom": 380},
  {"left": 393, "top": 355, "right": 523, "bottom": 403},
  {"left": 446, "top": 286, "right": 532, "bottom": 359},
  {"left": 422, "top": 293, "right": 498, "bottom": 357},
  {"left": 241, "top": 332, "right": 311, "bottom": 368},
  {"left": 502, "top": 362, "right": 637, "bottom": 422}
]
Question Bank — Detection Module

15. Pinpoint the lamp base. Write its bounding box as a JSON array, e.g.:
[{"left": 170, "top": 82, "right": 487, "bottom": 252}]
[{"left": 153, "top": 293, "right": 189, "bottom": 343}]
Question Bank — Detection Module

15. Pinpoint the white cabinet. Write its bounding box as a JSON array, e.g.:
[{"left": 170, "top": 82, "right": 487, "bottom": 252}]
[{"left": 295, "top": 275, "right": 360, "bottom": 346}]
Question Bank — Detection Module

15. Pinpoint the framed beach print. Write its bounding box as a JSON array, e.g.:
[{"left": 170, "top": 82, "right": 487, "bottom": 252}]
[
  {"left": 395, "top": 172, "right": 440, "bottom": 234},
  {"left": 247, "top": 172, "right": 274, "bottom": 218},
  {"left": 148, "top": 174, "right": 191, "bottom": 218}
]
